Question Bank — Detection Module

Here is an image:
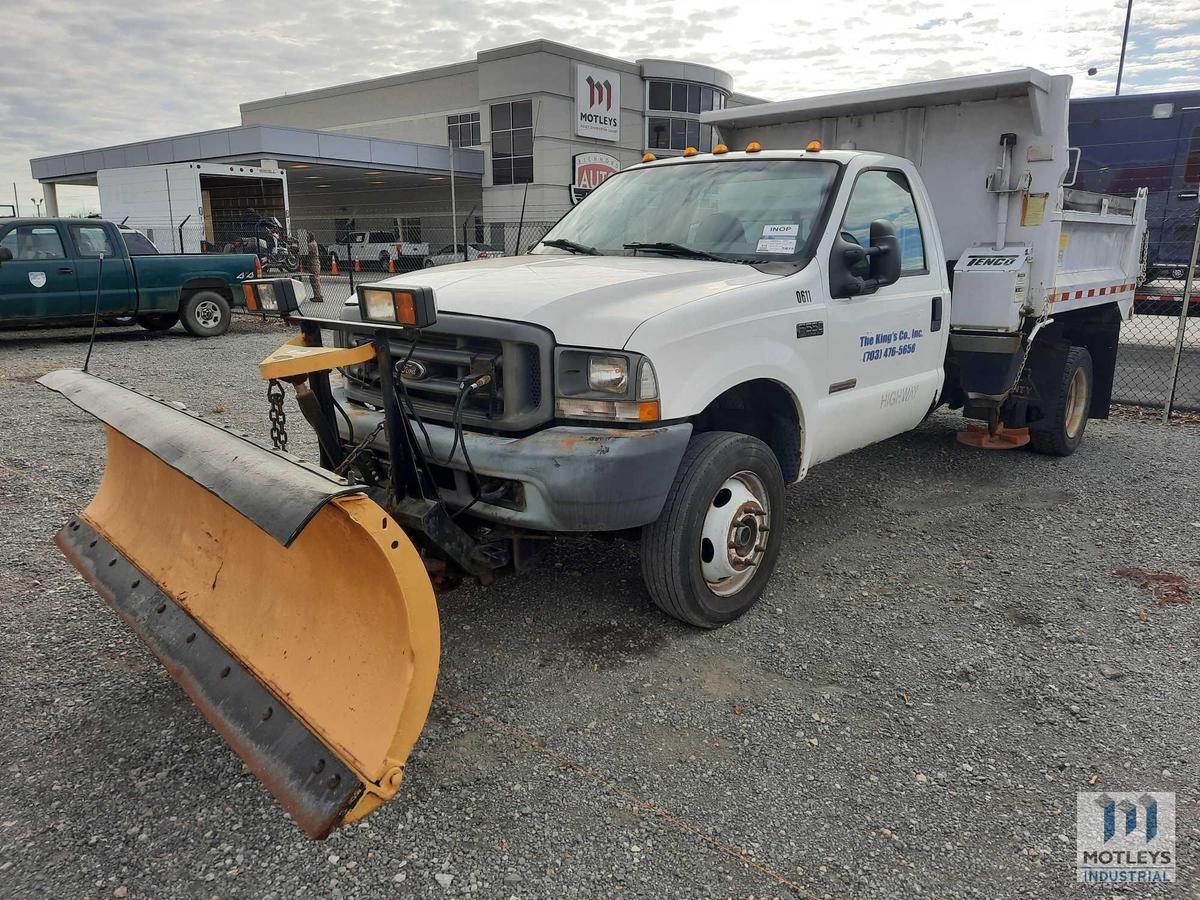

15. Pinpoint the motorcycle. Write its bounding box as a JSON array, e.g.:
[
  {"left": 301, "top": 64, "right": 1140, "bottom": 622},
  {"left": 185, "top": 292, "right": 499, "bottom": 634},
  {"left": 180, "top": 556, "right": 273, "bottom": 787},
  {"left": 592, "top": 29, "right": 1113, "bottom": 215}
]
[{"left": 253, "top": 216, "right": 300, "bottom": 273}]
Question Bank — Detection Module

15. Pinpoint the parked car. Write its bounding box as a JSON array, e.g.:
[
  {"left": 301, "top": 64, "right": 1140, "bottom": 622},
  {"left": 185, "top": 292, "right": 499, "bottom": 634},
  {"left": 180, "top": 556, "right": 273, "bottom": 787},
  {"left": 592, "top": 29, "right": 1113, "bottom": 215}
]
[
  {"left": 0, "top": 218, "right": 257, "bottom": 336},
  {"left": 328, "top": 231, "right": 429, "bottom": 271},
  {"left": 422, "top": 242, "right": 505, "bottom": 267}
]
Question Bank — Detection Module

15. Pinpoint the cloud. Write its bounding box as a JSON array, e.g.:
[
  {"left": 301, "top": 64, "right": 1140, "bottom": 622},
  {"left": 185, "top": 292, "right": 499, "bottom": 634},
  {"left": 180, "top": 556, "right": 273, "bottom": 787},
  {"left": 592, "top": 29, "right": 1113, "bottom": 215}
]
[{"left": 1, "top": 0, "right": 1197, "bottom": 215}]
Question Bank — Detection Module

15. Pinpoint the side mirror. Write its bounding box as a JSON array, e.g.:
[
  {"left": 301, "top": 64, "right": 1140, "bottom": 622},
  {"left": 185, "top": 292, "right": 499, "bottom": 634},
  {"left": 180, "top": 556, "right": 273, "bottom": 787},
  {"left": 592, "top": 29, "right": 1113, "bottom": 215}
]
[
  {"left": 867, "top": 219, "right": 901, "bottom": 288},
  {"left": 828, "top": 219, "right": 901, "bottom": 299},
  {"left": 0, "top": 248, "right": 11, "bottom": 263}
]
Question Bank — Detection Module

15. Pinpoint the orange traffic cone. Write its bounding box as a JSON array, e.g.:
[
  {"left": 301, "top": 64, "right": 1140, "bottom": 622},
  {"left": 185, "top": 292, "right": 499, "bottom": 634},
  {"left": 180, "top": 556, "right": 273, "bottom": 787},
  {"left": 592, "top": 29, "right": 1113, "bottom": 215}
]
[
  {"left": 330, "top": 257, "right": 339, "bottom": 275},
  {"left": 354, "top": 259, "right": 361, "bottom": 273},
  {"left": 388, "top": 257, "right": 396, "bottom": 274}
]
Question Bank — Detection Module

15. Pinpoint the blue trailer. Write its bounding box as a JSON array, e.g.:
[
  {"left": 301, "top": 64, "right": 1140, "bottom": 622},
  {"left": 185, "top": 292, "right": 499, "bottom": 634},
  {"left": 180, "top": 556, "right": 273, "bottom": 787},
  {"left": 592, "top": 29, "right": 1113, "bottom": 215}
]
[{"left": 1069, "top": 90, "right": 1200, "bottom": 286}]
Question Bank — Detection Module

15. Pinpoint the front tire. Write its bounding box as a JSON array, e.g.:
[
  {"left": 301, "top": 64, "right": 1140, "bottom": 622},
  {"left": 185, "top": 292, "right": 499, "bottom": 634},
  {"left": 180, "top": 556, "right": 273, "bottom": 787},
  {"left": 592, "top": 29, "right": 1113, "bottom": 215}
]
[
  {"left": 1030, "top": 346, "right": 1093, "bottom": 456},
  {"left": 640, "top": 432, "right": 785, "bottom": 628},
  {"left": 180, "top": 291, "right": 231, "bottom": 337}
]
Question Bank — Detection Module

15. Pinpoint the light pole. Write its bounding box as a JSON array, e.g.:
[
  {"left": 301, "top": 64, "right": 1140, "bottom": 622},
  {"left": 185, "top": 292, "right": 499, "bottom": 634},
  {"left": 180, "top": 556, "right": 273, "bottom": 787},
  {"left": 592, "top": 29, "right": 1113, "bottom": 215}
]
[
  {"left": 30, "top": 198, "right": 44, "bottom": 217},
  {"left": 1115, "top": 0, "right": 1133, "bottom": 96}
]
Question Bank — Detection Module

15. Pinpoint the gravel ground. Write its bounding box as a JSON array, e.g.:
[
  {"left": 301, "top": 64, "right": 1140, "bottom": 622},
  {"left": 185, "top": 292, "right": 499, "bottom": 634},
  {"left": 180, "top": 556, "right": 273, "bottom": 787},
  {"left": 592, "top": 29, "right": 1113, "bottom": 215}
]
[{"left": 1, "top": 320, "right": 1198, "bottom": 899}]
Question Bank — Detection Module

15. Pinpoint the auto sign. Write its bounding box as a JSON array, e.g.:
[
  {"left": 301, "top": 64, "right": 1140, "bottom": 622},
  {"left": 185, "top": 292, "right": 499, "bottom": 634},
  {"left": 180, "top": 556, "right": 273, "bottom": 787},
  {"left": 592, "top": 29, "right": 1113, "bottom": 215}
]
[{"left": 570, "top": 152, "right": 620, "bottom": 205}]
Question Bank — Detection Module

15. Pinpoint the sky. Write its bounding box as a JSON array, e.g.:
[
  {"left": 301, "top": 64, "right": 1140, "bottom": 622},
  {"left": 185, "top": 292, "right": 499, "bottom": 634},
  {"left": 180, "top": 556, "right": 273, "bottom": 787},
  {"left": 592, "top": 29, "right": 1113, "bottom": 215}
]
[{"left": 2, "top": 0, "right": 1198, "bottom": 216}]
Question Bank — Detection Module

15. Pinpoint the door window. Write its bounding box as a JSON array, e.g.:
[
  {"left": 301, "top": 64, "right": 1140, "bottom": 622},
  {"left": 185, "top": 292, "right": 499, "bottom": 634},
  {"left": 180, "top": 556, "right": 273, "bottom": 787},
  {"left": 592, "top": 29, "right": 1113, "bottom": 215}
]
[
  {"left": 841, "top": 170, "right": 927, "bottom": 275},
  {"left": 69, "top": 225, "right": 116, "bottom": 258},
  {"left": 0, "top": 225, "right": 66, "bottom": 260}
]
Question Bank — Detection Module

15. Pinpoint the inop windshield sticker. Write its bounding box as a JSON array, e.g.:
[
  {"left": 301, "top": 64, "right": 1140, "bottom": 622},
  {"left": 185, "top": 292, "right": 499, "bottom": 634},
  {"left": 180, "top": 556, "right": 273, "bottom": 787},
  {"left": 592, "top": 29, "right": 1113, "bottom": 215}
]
[{"left": 756, "top": 224, "right": 798, "bottom": 254}]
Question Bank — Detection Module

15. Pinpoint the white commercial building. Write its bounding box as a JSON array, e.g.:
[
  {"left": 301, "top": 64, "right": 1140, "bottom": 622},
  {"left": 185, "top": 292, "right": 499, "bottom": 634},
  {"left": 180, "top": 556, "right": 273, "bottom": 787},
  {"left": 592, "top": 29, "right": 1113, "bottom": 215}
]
[{"left": 30, "top": 39, "right": 761, "bottom": 250}]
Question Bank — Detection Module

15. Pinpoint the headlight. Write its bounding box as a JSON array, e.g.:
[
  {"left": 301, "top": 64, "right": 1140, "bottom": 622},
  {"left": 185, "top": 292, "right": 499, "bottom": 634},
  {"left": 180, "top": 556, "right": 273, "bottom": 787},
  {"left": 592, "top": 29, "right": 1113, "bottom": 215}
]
[
  {"left": 257, "top": 283, "right": 279, "bottom": 311},
  {"left": 357, "top": 285, "right": 437, "bottom": 327},
  {"left": 241, "top": 277, "right": 308, "bottom": 315},
  {"left": 555, "top": 348, "right": 660, "bottom": 422},
  {"left": 588, "top": 355, "right": 628, "bottom": 393}
]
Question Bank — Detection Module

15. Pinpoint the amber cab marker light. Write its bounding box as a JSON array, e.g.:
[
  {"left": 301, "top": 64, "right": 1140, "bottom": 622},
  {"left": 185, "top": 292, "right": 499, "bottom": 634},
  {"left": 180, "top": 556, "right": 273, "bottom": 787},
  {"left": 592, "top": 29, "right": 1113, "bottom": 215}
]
[
  {"left": 745, "top": 141, "right": 763, "bottom": 153},
  {"left": 642, "top": 152, "right": 657, "bottom": 162},
  {"left": 638, "top": 400, "right": 661, "bottom": 421},
  {"left": 712, "top": 143, "right": 729, "bottom": 154},
  {"left": 682, "top": 146, "right": 698, "bottom": 157},
  {"left": 806, "top": 140, "right": 823, "bottom": 152}
]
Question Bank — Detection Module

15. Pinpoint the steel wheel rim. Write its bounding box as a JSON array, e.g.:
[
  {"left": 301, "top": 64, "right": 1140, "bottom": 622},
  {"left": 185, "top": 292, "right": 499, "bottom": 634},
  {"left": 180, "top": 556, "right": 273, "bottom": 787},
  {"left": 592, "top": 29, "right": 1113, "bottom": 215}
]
[
  {"left": 700, "top": 471, "right": 770, "bottom": 597},
  {"left": 1064, "top": 366, "right": 1088, "bottom": 439},
  {"left": 195, "top": 300, "right": 222, "bottom": 329}
]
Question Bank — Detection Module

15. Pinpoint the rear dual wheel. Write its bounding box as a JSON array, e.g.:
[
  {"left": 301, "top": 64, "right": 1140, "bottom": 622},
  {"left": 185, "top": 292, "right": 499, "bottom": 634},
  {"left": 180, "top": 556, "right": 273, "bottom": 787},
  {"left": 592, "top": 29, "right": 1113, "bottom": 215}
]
[
  {"left": 1030, "top": 346, "right": 1092, "bottom": 457},
  {"left": 641, "top": 432, "right": 785, "bottom": 628}
]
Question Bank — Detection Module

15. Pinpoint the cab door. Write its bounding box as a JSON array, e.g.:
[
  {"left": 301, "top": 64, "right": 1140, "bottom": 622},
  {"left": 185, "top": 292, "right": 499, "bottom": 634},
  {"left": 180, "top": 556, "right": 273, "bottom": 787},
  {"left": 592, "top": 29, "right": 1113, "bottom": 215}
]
[
  {"left": 817, "top": 167, "right": 946, "bottom": 462},
  {"left": 0, "top": 222, "right": 81, "bottom": 320},
  {"left": 65, "top": 222, "right": 136, "bottom": 315}
]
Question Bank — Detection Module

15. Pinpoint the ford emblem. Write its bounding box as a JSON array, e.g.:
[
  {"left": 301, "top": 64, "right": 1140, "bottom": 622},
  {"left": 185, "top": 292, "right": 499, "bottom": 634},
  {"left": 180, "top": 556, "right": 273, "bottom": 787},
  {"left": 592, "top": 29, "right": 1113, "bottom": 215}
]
[{"left": 401, "top": 360, "right": 428, "bottom": 380}]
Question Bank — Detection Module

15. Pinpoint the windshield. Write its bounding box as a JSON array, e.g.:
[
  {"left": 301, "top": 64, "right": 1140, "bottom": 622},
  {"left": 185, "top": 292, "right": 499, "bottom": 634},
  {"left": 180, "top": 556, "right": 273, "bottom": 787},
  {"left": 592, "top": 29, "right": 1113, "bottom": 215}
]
[{"left": 535, "top": 158, "right": 840, "bottom": 263}]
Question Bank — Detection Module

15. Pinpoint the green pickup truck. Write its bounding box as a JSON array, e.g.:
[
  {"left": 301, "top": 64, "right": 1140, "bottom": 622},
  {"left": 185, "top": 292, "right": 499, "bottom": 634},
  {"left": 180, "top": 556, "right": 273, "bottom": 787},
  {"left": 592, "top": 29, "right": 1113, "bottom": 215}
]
[{"left": 0, "top": 218, "right": 258, "bottom": 337}]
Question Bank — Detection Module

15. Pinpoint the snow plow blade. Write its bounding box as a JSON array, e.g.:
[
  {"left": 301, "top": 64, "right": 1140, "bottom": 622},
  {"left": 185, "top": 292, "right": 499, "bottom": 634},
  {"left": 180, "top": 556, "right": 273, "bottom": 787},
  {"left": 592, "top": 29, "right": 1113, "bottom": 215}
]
[{"left": 38, "top": 369, "right": 440, "bottom": 839}]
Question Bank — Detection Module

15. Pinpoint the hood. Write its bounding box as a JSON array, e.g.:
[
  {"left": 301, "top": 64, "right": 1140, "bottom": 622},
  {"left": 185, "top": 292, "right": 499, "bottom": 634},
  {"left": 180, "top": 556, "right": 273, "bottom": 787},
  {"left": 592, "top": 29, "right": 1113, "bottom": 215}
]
[{"left": 371, "top": 254, "right": 777, "bottom": 348}]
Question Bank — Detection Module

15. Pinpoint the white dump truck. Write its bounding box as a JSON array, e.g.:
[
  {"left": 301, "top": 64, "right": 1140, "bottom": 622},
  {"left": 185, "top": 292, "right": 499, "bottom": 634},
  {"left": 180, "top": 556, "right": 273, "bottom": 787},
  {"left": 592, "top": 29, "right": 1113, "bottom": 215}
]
[
  {"left": 38, "top": 68, "right": 1151, "bottom": 838},
  {"left": 325, "top": 68, "right": 1147, "bottom": 626}
]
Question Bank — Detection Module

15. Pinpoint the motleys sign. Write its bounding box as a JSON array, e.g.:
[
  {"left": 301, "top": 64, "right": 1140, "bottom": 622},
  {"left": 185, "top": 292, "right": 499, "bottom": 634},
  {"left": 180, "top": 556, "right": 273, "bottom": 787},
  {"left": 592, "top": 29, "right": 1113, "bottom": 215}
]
[
  {"left": 570, "top": 153, "right": 619, "bottom": 205},
  {"left": 575, "top": 64, "right": 621, "bottom": 142}
]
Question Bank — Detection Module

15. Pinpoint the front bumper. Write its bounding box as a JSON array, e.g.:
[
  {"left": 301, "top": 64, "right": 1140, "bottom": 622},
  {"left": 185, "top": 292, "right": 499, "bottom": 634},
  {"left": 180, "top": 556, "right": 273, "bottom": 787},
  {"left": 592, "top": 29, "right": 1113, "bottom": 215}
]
[{"left": 333, "top": 386, "right": 692, "bottom": 532}]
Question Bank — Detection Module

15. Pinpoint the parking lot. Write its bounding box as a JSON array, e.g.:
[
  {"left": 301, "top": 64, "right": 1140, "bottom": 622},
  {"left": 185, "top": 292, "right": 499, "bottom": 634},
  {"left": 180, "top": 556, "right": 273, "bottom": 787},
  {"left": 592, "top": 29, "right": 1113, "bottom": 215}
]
[{"left": 1, "top": 319, "right": 1197, "bottom": 898}]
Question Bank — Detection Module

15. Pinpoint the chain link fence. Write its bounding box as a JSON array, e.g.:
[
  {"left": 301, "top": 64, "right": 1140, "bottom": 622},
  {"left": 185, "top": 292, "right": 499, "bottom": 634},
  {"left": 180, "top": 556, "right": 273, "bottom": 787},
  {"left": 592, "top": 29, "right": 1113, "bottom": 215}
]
[
  {"left": 1114, "top": 210, "right": 1200, "bottom": 418},
  {"left": 111, "top": 205, "right": 557, "bottom": 312},
  {"left": 114, "top": 207, "right": 556, "bottom": 269}
]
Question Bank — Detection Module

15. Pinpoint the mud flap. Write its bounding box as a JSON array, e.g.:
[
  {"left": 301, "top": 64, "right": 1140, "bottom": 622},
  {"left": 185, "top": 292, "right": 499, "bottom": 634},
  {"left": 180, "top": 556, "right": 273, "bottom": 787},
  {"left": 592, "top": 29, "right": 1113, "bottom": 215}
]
[{"left": 39, "top": 369, "right": 440, "bottom": 838}]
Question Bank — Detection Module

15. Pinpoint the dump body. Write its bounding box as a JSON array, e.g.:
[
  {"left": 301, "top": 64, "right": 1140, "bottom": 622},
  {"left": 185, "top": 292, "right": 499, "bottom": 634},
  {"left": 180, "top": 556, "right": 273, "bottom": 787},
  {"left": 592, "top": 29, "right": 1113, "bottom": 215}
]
[{"left": 705, "top": 69, "right": 1148, "bottom": 333}]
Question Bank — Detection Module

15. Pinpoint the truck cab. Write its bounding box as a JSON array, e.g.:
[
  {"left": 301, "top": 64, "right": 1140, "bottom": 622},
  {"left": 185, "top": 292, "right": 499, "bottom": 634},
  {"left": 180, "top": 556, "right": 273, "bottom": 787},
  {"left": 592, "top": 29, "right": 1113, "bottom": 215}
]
[{"left": 0, "top": 219, "right": 137, "bottom": 321}]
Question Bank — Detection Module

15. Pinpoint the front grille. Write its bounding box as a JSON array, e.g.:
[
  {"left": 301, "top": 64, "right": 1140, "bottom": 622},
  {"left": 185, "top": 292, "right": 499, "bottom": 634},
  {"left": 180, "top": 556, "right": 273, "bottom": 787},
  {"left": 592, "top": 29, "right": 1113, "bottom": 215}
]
[{"left": 340, "top": 313, "right": 554, "bottom": 432}]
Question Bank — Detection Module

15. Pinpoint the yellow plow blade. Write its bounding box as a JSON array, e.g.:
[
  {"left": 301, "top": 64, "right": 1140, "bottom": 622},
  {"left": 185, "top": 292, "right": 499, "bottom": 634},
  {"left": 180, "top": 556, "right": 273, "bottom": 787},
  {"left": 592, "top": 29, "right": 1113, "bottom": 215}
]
[{"left": 39, "top": 369, "right": 439, "bottom": 838}]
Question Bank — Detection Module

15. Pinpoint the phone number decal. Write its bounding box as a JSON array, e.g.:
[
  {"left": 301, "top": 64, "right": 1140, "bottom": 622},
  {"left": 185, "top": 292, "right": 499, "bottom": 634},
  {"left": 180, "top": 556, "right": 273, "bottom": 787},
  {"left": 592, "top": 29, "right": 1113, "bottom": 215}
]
[{"left": 859, "top": 327, "right": 923, "bottom": 363}]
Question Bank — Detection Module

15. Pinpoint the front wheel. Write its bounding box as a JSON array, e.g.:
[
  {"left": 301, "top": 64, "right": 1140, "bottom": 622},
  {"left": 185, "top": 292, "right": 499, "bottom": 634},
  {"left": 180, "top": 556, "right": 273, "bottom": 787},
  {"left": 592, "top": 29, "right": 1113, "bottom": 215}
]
[
  {"left": 180, "top": 290, "right": 231, "bottom": 337},
  {"left": 1030, "top": 346, "right": 1093, "bottom": 456},
  {"left": 640, "top": 432, "right": 785, "bottom": 628}
]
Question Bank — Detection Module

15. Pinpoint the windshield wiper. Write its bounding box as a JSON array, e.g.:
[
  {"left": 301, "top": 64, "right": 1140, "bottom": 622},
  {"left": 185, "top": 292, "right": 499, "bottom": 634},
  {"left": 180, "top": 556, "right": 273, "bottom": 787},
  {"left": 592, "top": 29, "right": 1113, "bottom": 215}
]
[
  {"left": 540, "top": 238, "right": 601, "bottom": 256},
  {"left": 623, "top": 241, "right": 731, "bottom": 262}
]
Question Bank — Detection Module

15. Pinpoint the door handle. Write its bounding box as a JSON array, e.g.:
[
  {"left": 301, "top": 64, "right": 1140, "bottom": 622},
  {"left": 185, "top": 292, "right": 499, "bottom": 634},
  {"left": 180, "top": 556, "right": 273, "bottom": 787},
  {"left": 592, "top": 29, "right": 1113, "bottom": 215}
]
[
  {"left": 58, "top": 266, "right": 74, "bottom": 275},
  {"left": 1178, "top": 191, "right": 1199, "bottom": 201},
  {"left": 931, "top": 296, "right": 943, "bottom": 332}
]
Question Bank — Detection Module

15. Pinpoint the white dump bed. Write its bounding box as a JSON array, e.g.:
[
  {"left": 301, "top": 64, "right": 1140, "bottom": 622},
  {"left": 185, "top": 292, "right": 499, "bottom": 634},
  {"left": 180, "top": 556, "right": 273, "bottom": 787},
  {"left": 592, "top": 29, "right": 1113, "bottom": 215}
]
[{"left": 705, "top": 69, "right": 1147, "bottom": 332}]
